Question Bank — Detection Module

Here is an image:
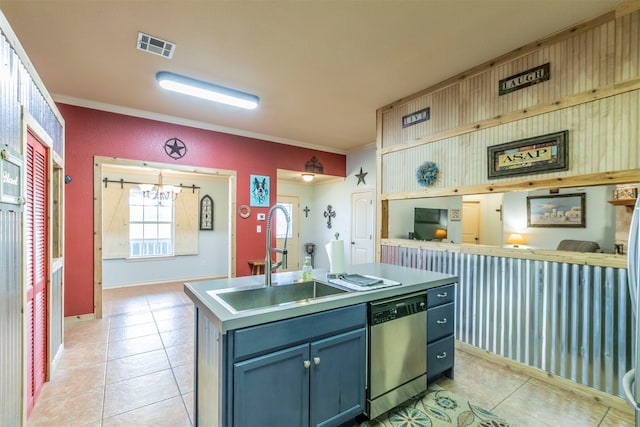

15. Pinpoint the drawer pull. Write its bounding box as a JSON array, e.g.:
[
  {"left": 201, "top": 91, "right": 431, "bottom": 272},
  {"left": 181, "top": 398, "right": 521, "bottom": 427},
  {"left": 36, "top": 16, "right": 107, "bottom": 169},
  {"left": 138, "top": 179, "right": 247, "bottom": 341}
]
[
  {"left": 436, "top": 352, "right": 447, "bottom": 359},
  {"left": 437, "top": 292, "right": 448, "bottom": 298},
  {"left": 313, "top": 357, "right": 320, "bottom": 366},
  {"left": 436, "top": 318, "right": 448, "bottom": 324},
  {"left": 304, "top": 360, "right": 311, "bottom": 368}
]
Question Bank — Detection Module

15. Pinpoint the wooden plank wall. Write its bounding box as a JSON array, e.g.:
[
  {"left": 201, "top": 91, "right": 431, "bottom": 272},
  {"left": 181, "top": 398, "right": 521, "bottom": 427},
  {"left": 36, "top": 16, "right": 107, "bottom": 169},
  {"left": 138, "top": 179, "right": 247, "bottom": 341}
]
[{"left": 379, "top": 7, "right": 640, "bottom": 198}]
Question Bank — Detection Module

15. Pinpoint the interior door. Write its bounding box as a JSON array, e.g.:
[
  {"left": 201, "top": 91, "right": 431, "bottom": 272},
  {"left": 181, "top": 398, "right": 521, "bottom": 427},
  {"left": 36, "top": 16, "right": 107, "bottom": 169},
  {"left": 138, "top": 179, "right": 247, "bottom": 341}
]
[
  {"left": 25, "top": 131, "right": 48, "bottom": 414},
  {"left": 350, "top": 190, "right": 374, "bottom": 264},
  {"left": 462, "top": 201, "right": 480, "bottom": 244},
  {"left": 276, "top": 195, "right": 300, "bottom": 272}
]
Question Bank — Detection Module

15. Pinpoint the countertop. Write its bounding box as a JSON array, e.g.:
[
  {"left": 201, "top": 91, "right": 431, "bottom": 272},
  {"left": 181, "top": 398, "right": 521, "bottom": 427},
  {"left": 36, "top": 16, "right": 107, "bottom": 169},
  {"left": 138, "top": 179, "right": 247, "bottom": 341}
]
[{"left": 184, "top": 262, "right": 458, "bottom": 333}]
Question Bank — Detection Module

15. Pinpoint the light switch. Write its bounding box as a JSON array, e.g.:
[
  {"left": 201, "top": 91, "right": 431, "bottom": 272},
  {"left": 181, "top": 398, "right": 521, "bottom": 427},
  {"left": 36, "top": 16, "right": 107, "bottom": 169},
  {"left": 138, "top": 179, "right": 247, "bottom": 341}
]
[{"left": 257, "top": 225, "right": 262, "bottom": 232}]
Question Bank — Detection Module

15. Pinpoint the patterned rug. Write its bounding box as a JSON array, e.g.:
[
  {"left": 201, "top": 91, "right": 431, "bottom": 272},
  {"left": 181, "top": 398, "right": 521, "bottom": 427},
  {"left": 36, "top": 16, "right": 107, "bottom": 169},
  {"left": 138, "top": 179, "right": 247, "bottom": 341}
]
[{"left": 358, "top": 384, "right": 511, "bottom": 427}]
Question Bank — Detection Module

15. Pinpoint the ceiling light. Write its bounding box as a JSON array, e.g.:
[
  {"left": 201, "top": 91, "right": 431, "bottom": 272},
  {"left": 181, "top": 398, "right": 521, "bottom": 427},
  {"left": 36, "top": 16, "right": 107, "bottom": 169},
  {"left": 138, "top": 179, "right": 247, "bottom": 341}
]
[
  {"left": 302, "top": 173, "right": 314, "bottom": 182},
  {"left": 156, "top": 71, "right": 259, "bottom": 110},
  {"left": 140, "top": 172, "right": 181, "bottom": 205}
]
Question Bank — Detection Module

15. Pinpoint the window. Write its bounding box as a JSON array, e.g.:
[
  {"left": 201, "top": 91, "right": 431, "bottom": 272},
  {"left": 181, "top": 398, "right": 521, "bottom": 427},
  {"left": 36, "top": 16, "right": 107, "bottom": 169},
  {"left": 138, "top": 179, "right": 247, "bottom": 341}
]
[
  {"left": 275, "top": 202, "right": 293, "bottom": 239},
  {"left": 129, "top": 188, "right": 174, "bottom": 257}
]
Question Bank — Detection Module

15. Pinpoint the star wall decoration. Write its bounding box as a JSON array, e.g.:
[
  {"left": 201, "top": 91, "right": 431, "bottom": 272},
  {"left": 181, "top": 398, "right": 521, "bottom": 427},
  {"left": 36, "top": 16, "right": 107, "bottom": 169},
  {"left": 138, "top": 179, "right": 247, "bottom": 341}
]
[
  {"left": 355, "top": 167, "right": 368, "bottom": 186},
  {"left": 164, "top": 137, "right": 187, "bottom": 160}
]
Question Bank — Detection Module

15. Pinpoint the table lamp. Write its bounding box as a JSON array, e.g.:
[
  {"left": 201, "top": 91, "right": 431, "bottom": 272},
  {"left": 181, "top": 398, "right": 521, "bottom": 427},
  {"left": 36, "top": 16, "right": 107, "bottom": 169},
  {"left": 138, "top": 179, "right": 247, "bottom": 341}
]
[{"left": 506, "top": 233, "right": 525, "bottom": 248}]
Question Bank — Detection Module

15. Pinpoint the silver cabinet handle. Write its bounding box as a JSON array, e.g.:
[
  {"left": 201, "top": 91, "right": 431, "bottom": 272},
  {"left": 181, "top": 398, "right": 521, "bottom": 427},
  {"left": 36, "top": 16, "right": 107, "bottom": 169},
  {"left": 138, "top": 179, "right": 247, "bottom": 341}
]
[
  {"left": 313, "top": 357, "right": 320, "bottom": 366},
  {"left": 437, "top": 318, "right": 447, "bottom": 324},
  {"left": 304, "top": 360, "right": 311, "bottom": 368},
  {"left": 436, "top": 352, "right": 447, "bottom": 359},
  {"left": 437, "top": 292, "right": 448, "bottom": 298}
]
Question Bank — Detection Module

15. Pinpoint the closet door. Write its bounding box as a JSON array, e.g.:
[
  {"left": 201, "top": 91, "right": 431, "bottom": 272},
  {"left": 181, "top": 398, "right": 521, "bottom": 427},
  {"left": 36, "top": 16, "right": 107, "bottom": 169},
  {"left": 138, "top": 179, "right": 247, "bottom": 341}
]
[{"left": 25, "top": 131, "right": 48, "bottom": 414}]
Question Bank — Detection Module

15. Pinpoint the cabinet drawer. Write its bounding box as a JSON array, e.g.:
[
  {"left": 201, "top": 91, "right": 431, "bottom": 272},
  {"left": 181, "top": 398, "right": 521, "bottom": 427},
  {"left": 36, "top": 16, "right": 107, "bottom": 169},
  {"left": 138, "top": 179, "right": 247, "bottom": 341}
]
[
  {"left": 427, "top": 284, "right": 455, "bottom": 308},
  {"left": 233, "top": 304, "right": 366, "bottom": 360},
  {"left": 427, "top": 335, "right": 454, "bottom": 379},
  {"left": 427, "top": 302, "right": 454, "bottom": 343}
]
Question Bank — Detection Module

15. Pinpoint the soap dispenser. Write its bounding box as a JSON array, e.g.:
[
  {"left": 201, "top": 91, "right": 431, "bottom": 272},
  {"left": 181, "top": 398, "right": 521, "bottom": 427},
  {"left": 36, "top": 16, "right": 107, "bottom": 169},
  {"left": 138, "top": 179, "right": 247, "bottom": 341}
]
[{"left": 302, "top": 256, "right": 312, "bottom": 281}]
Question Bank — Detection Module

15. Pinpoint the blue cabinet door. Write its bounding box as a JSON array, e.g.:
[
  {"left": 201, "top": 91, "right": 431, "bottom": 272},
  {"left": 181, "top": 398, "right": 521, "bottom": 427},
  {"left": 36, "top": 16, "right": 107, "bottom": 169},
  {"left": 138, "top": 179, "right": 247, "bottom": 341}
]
[
  {"left": 309, "top": 328, "right": 366, "bottom": 427},
  {"left": 233, "top": 343, "right": 310, "bottom": 427}
]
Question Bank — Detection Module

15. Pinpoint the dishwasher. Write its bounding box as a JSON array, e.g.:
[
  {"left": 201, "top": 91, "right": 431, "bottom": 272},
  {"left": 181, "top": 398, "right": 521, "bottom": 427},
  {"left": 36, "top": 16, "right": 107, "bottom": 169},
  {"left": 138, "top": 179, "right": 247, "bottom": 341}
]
[{"left": 367, "top": 292, "right": 427, "bottom": 419}]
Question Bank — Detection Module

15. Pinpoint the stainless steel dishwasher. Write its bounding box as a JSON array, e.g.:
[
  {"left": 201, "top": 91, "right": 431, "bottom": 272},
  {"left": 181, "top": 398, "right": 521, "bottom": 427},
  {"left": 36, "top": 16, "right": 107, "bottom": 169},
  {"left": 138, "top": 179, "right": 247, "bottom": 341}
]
[{"left": 367, "top": 292, "right": 427, "bottom": 419}]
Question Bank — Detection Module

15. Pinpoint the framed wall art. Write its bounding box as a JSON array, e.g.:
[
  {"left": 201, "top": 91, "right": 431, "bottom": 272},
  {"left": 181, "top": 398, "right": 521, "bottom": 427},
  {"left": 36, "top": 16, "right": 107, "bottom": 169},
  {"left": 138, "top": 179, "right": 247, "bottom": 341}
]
[
  {"left": 527, "top": 193, "right": 585, "bottom": 228},
  {"left": 199, "top": 195, "right": 213, "bottom": 230},
  {"left": 613, "top": 187, "right": 637, "bottom": 200},
  {"left": 488, "top": 130, "right": 568, "bottom": 179},
  {"left": 250, "top": 174, "right": 270, "bottom": 207}
]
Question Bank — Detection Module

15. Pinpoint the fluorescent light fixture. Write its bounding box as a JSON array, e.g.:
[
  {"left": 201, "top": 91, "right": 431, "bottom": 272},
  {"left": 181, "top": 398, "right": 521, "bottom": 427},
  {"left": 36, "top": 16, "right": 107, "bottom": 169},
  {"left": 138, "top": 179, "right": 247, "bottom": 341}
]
[
  {"left": 156, "top": 71, "right": 259, "bottom": 110},
  {"left": 302, "top": 173, "right": 314, "bottom": 182}
]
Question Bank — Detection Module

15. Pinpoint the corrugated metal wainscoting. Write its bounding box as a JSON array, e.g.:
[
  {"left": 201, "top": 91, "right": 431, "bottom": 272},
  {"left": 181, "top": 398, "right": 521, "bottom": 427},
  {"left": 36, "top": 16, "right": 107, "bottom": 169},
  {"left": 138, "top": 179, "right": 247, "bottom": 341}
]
[
  {"left": 381, "top": 245, "right": 632, "bottom": 398},
  {"left": 0, "top": 209, "right": 22, "bottom": 425}
]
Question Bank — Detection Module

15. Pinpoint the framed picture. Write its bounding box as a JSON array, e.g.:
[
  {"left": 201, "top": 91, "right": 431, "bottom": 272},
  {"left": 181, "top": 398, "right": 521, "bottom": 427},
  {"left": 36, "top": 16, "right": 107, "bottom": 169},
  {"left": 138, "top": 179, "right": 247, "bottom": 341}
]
[
  {"left": 527, "top": 193, "right": 585, "bottom": 228},
  {"left": 488, "top": 130, "right": 568, "bottom": 179},
  {"left": 250, "top": 174, "right": 270, "bottom": 207},
  {"left": 449, "top": 208, "right": 461, "bottom": 221}
]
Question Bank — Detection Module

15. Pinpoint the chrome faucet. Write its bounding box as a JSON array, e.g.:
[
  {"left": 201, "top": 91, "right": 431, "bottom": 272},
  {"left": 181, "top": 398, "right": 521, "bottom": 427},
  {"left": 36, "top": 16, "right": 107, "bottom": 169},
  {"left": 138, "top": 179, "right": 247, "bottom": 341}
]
[{"left": 265, "top": 204, "right": 290, "bottom": 287}]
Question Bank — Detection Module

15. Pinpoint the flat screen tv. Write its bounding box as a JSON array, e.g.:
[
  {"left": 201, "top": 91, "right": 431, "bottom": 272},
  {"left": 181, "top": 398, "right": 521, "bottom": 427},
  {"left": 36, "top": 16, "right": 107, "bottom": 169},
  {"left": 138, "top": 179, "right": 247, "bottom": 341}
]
[{"left": 414, "top": 208, "right": 448, "bottom": 241}]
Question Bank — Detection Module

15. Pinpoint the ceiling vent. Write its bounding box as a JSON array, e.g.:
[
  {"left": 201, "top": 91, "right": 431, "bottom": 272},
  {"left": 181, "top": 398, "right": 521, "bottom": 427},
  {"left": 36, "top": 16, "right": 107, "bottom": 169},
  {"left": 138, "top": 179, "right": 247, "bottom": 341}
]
[{"left": 137, "top": 32, "right": 175, "bottom": 59}]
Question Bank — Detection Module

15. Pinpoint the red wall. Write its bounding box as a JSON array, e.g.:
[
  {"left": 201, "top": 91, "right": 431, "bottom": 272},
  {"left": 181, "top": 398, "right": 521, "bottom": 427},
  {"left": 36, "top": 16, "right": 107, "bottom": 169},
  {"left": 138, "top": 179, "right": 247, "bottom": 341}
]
[{"left": 60, "top": 104, "right": 346, "bottom": 317}]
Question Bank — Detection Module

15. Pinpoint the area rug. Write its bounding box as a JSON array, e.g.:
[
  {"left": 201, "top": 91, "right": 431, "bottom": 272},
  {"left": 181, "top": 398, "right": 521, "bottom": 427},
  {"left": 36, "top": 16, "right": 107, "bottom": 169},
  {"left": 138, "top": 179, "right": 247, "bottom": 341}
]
[{"left": 358, "top": 384, "right": 511, "bottom": 427}]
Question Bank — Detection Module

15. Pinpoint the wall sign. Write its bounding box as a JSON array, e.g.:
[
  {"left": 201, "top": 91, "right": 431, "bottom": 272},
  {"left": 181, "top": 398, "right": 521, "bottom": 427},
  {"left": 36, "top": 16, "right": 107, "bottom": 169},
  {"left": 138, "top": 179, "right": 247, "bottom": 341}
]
[
  {"left": 402, "top": 107, "right": 430, "bottom": 128},
  {"left": 0, "top": 146, "right": 24, "bottom": 207},
  {"left": 499, "top": 63, "right": 550, "bottom": 96},
  {"left": 487, "top": 130, "right": 568, "bottom": 179}
]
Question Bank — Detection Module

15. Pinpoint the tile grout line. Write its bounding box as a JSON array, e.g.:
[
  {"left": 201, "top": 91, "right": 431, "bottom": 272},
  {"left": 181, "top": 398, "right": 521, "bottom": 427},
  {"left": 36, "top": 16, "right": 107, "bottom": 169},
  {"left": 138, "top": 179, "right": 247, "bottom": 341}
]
[
  {"left": 101, "top": 313, "right": 113, "bottom": 425},
  {"left": 596, "top": 407, "right": 612, "bottom": 427},
  {"left": 155, "top": 295, "right": 194, "bottom": 426},
  {"left": 488, "top": 376, "right": 532, "bottom": 413}
]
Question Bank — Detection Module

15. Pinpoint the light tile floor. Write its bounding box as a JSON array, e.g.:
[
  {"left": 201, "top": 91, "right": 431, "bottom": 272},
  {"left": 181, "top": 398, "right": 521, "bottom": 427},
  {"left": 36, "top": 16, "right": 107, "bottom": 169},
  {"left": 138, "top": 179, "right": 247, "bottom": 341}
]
[{"left": 27, "top": 282, "right": 635, "bottom": 426}]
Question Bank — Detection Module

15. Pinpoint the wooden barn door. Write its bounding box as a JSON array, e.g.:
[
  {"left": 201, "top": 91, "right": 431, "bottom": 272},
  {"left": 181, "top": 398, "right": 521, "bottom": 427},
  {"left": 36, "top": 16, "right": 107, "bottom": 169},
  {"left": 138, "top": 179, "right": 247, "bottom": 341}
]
[{"left": 25, "top": 131, "right": 48, "bottom": 414}]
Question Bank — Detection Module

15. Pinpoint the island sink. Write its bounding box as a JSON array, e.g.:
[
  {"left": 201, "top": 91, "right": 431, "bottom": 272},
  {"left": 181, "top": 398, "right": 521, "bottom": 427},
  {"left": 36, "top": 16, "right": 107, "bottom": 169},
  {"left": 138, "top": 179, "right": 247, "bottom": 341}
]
[{"left": 209, "top": 280, "right": 348, "bottom": 313}]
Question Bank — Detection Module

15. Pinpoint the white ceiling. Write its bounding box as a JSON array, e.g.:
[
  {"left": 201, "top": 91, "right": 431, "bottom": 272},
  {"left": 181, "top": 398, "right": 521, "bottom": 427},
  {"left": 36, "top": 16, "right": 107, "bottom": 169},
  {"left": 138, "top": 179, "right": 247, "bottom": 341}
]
[{"left": 0, "top": 0, "right": 626, "bottom": 154}]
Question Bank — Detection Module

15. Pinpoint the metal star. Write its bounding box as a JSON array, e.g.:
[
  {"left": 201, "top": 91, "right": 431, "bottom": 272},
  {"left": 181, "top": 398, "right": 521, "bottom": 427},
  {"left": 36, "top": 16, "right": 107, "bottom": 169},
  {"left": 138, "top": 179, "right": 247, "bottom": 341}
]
[
  {"left": 164, "top": 137, "right": 187, "bottom": 160},
  {"left": 355, "top": 167, "right": 367, "bottom": 186}
]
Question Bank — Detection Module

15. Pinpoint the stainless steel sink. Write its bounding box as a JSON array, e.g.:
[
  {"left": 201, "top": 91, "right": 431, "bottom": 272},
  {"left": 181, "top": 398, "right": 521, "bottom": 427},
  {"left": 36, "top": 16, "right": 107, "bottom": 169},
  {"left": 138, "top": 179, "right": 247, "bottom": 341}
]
[{"left": 209, "top": 281, "right": 348, "bottom": 313}]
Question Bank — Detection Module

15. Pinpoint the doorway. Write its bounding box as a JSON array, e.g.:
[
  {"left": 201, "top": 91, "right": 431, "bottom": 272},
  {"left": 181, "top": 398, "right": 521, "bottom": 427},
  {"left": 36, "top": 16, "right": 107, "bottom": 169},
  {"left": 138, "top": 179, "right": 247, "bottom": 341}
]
[
  {"left": 351, "top": 190, "right": 375, "bottom": 264},
  {"left": 462, "top": 201, "right": 481, "bottom": 244},
  {"left": 276, "top": 195, "right": 300, "bottom": 271},
  {"left": 93, "top": 156, "right": 236, "bottom": 319}
]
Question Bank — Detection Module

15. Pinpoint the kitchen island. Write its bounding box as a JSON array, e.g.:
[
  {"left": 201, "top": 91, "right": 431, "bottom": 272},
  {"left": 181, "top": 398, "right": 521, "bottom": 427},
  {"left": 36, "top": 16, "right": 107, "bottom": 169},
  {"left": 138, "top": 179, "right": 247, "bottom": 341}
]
[{"left": 184, "top": 262, "right": 457, "bottom": 427}]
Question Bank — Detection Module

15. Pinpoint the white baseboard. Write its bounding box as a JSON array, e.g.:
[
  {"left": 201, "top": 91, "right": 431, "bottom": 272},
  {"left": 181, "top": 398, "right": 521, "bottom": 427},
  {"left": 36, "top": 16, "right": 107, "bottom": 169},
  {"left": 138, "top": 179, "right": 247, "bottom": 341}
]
[
  {"left": 64, "top": 313, "right": 96, "bottom": 325},
  {"left": 102, "top": 274, "right": 226, "bottom": 289}
]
